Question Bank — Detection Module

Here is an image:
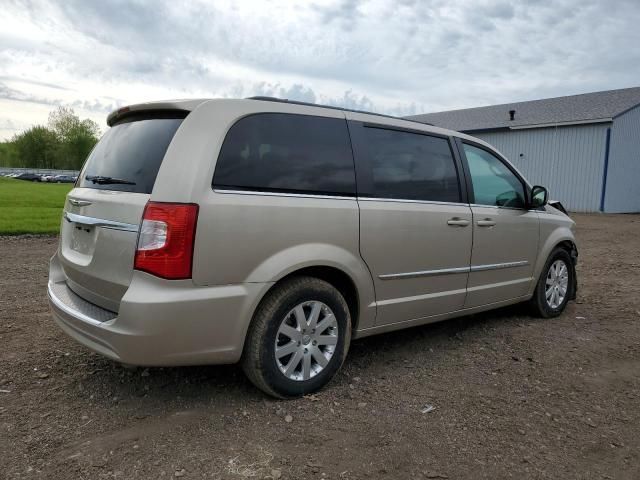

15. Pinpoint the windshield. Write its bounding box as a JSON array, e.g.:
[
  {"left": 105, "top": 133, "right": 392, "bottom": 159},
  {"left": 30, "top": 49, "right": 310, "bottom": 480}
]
[{"left": 78, "top": 116, "right": 185, "bottom": 194}]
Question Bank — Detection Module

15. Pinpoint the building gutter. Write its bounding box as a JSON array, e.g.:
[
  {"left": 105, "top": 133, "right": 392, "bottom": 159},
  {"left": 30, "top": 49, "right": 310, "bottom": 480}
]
[
  {"left": 461, "top": 118, "right": 613, "bottom": 134},
  {"left": 509, "top": 118, "right": 613, "bottom": 130}
]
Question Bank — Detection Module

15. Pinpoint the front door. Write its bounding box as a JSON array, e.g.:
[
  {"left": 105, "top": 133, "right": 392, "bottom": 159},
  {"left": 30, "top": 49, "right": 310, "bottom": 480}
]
[
  {"left": 459, "top": 141, "right": 540, "bottom": 308},
  {"left": 348, "top": 119, "right": 473, "bottom": 326}
]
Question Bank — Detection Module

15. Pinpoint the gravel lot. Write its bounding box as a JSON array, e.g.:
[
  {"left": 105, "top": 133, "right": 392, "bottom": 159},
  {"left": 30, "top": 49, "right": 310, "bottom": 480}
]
[{"left": 1, "top": 214, "right": 639, "bottom": 479}]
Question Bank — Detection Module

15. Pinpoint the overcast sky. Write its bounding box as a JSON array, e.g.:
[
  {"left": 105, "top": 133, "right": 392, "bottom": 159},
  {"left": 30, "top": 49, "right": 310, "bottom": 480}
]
[{"left": 1, "top": 0, "right": 639, "bottom": 139}]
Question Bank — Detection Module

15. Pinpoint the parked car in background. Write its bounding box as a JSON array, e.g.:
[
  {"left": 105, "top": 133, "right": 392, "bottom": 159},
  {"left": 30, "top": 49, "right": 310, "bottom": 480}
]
[
  {"left": 52, "top": 175, "right": 77, "bottom": 183},
  {"left": 41, "top": 174, "right": 56, "bottom": 182},
  {"left": 14, "top": 173, "right": 42, "bottom": 182},
  {"left": 48, "top": 98, "right": 579, "bottom": 398}
]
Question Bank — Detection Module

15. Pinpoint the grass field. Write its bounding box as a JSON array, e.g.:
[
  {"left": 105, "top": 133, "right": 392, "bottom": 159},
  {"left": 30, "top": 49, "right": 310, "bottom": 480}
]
[{"left": 0, "top": 177, "right": 73, "bottom": 234}]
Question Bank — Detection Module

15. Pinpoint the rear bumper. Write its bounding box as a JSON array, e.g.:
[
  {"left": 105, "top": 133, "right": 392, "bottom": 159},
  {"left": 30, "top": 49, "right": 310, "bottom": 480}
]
[{"left": 48, "top": 254, "right": 270, "bottom": 366}]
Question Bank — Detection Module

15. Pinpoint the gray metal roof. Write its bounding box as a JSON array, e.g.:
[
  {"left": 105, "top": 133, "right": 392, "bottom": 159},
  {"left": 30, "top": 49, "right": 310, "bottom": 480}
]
[{"left": 406, "top": 87, "right": 640, "bottom": 132}]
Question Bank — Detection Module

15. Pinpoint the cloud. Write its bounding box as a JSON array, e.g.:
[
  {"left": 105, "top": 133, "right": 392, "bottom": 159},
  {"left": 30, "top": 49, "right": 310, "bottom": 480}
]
[
  {"left": 311, "top": 0, "right": 363, "bottom": 30},
  {"left": 247, "top": 83, "right": 318, "bottom": 104},
  {"left": 0, "top": 0, "right": 639, "bottom": 140},
  {"left": 0, "top": 81, "right": 61, "bottom": 106}
]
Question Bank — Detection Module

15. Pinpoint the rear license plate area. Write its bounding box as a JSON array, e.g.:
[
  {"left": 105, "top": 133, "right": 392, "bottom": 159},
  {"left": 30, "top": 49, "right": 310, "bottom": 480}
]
[{"left": 69, "top": 223, "right": 96, "bottom": 254}]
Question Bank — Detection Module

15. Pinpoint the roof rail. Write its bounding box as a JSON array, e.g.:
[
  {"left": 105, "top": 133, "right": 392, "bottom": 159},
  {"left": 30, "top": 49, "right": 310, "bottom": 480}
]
[{"left": 245, "top": 96, "right": 432, "bottom": 126}]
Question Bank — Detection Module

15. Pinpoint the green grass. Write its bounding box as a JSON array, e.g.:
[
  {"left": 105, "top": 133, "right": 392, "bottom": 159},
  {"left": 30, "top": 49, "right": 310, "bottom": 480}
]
[{"left": 0, "top": 177, "right": 73, "bottom": 234}]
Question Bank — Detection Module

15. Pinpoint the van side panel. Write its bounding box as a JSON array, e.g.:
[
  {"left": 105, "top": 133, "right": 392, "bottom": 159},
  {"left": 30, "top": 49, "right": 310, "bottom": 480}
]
[
  {"left": 192, "top": 191, "right": 376, "bottom": 330},
  {"left": 160, "top": 100, "right": 378, "bottom": 331}
]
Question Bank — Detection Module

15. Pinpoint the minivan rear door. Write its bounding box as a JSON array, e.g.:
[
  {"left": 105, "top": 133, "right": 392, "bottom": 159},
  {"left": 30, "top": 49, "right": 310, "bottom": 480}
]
[
  {"left": 58, "top": 113, "right": 186, "bottom": 312},
  {"left": 348, "top": 119, "right": 473, "bottom": 326}
]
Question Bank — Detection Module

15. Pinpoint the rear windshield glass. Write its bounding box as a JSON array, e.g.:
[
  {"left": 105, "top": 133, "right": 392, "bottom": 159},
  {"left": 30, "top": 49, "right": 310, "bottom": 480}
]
[{"left": 78, "top": 116, "right": 185, "bottom": 194}]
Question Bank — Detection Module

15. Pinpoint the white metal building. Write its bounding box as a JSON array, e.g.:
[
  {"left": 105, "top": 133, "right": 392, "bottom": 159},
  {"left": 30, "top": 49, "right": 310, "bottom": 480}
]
[{"left": 407, "top": 87, "right": 640, "bottom": 213}]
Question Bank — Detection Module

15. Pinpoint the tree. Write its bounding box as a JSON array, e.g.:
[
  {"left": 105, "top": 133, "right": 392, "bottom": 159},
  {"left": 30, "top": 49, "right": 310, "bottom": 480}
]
[
  {"left": 48, "top": 107, "right": 100, "bottom": 141},
  {"left": 0, "top": 141, "right": 19, "bottom": 167},
  {"left": 2, "top": 107, "right": 100, "bottom": 170},
  {"left": 48, "top": 107, "right": 101, "bottom": 169},
  {"left": 12, "top": 126, "right": 58, "bottom": 169}
]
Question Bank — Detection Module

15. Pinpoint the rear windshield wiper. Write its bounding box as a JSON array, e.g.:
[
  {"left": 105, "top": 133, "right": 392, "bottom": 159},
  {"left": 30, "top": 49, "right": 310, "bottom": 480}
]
[{"left": 86, "top": 175, "right": 137, "bottom": 186}]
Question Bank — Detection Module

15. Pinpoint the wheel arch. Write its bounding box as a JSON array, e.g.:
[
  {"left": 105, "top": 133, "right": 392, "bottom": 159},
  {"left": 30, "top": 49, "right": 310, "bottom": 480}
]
[
  {"left": 255, "top": 265, "right": 363, "bottom": 333},
  {"left": 238, "top": 262, "right": 371, "bottom": 364},
  {"left": 530, "top": 229, "right": 578, "bottom": 298}
]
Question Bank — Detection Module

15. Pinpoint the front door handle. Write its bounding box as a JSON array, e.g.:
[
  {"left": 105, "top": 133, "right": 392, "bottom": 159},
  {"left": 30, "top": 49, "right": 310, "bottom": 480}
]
[
  {"left": 477, "top": 218, "right": 496, "bottom": 227},
  {"left": 447, "top": 218, "right": 470, "bottom": 227}
]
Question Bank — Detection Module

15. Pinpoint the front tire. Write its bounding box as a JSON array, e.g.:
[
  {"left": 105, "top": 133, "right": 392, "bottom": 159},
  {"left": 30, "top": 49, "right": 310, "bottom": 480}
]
[
  {"left": 242, "top": 276, "right": 351, "bottom": 398},
  {"left": 531, "top": 248, "right": 575, "bottom": 318}
]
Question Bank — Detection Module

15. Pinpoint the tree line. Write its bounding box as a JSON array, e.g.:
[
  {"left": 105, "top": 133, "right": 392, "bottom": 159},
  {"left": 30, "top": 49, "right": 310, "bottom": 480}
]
[{"left": 0, "top": 107, "right": 101, "bottom": 170}]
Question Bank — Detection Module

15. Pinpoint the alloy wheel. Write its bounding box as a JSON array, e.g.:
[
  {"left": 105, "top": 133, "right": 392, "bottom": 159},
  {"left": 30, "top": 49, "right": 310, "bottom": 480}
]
[
  {"left": 545, "top": 259, "right": 569, "bottom": 309},
  {"left": 274, "top": 301, "right": 338, "bottom": 381}
]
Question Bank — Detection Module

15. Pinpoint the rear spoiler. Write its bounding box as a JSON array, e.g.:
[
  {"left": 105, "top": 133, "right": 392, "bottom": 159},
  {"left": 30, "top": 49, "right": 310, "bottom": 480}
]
[
  {"left": 107, "top": 108, "right": 189, "bottom": 126},
  {"left": 106, "top": 99, "right": 208, "bottom": 127}
]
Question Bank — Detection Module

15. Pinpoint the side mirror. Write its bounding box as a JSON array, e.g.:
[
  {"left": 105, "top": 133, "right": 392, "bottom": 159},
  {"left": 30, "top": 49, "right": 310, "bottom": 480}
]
[{"left": 530, "top": 185, "right": 548, "bottom": 208}]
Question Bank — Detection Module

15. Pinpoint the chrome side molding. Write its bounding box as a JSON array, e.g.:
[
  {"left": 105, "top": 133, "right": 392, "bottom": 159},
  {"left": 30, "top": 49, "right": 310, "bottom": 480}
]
[
  {"left": 379, "top": 266, "right": 471, "bottom": 280},
  {"left": 379, "top": 261, "right": 529, "bottom": 280},
  {"left": 470, "top": 261, "right": 529, "bottom": 272},
  {"left": 63, "top": 211, "right": 139, "bottom": 233}
]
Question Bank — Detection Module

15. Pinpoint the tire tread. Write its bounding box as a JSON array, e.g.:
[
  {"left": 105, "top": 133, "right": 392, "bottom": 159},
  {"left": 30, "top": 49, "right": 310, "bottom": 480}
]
[
  {"left": 530, "top": 247, "right": 574, "bottom": 318},
  {"left": 242, "top": 276, "right": 351, "bottom": 398}
]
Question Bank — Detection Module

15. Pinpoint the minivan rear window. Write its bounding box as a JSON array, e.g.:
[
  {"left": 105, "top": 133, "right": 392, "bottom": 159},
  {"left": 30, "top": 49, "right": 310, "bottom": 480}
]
[
  {"left": 213, "top": 113, "right": 356, "bottom": 196},
  {"left": 78, "top": 115, "right": 185, "bottom": 194}
]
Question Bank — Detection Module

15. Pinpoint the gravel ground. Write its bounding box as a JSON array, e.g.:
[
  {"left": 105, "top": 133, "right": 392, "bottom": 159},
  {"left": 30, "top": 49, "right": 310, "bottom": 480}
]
[{"left": 1, "top": 214, "right": 639, "bottom": 479}]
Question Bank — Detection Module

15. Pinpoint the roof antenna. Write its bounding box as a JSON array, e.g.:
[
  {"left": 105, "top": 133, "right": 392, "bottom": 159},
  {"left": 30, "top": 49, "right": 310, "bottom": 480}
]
[{"left": 509, "top": 109, "right": 516, "bottom": 121}]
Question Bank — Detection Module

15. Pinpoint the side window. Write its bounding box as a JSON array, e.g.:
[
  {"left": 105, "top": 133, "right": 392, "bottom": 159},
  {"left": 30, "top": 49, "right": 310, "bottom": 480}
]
[
  {"left": 462, "top": 143, "right": 526, "bottom": 208},
  {"left": 213, "top": 113, "right": 356, "bottom": 196},
  {"left": 356, "top": 127, "right": 461, "bottom": 202}
]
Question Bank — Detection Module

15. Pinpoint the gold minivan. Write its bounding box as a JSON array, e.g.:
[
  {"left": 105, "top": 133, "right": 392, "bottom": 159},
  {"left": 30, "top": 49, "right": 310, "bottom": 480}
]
[{"left": 48, "top": 97, "right": 578, "bottom": 397}]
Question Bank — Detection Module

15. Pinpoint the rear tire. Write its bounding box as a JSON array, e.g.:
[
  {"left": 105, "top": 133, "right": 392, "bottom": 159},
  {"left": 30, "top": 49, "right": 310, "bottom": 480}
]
[
  {"left": 242, "top": 276, "right": 351, "bottom": 398},
  {"left": 530, "top": 248, "right": 574, "bottom": 318}
]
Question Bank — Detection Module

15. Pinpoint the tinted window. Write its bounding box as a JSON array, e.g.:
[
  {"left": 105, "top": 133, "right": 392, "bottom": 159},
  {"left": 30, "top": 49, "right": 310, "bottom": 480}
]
[
  {"left": 463, "top": 143, "right": 525, "bottom": 208},
  {"left": 213, "top": 113, "right": 356, "bottom": 195},
  {"left": 78, "top": 116, "right": 184, "bottom": 194},
  {"left": 355, "top": 127, "right": 460, "bottom": 202}
]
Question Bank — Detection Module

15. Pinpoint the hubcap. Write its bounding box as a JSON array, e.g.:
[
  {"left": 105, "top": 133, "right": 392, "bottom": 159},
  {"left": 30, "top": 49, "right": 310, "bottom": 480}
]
[
  {"left": 545, "top": 259, "right": 569, "bottom": 309},
  {"left": 274, "top": 301, "right": 338, "bottom": 381}
]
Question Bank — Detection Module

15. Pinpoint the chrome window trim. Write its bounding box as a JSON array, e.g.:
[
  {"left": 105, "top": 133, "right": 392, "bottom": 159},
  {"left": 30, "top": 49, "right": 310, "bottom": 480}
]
[
  {"left": 469, "top": 203, "right": 529, "bottom": 212},
  {"left": 379, "top": 260, "right": 529, "bottom": 280},
  {"left": 63, "top": 211, "right": 139, "bottom": 233},
  {"left": 214, "top": 190, "right": 537, "bottom": 209},
  {"left": 469, "top": 203, "right": 541, "bottom": 213},
  {"left": 213, "top": 188, "right": 356, "bottom": 201},
  {"left": 358, "top": 197, "right": 467, "bottom": 207}
]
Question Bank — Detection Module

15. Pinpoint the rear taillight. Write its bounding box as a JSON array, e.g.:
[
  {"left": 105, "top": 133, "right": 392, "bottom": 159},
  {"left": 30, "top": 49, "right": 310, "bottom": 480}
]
[{"left": 134, "top": 202, "right": 199, "bottom": 280}]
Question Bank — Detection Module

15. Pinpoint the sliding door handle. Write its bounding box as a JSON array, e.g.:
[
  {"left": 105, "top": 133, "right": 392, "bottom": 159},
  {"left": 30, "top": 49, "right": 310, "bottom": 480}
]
[
  {"left": 447, "top": 218, "right": 470, "bottom": 227},
  {"left": 477, "top": 218, "right": 496, "bottom": 227}
]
